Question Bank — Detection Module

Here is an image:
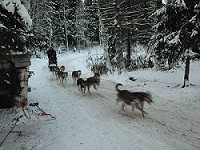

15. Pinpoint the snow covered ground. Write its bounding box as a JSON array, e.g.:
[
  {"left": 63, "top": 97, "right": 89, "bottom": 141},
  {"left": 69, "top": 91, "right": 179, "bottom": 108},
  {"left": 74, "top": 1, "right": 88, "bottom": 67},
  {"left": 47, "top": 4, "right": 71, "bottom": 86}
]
[{"left": 0, "top": 46, "right": 200, "bottom": 150}]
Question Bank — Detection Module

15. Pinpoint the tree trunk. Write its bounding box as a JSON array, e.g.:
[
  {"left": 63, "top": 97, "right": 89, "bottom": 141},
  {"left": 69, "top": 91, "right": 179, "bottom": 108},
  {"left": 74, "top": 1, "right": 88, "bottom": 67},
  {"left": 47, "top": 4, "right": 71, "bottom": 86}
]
[
  {"left": 63, "top": 0, "right": 69, "bottom": 51},
  {"left": 182, "top": 56, "right": 190, "bottom": 88},
  {"left": 126, "top": 28, "right": 131, "bottom": 69},
  {"left": 115, "top": 40, "right": 123, "bottom": 75},
  {"left": 114, "top": 0, "right": 123, "bottom": 75}
]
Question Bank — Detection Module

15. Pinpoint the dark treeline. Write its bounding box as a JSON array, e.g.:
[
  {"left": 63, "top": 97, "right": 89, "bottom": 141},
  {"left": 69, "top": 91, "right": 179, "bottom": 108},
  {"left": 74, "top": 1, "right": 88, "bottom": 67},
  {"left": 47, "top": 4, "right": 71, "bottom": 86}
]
[{"left": 1, "top": 0, "right": 200, "bottom": 73}]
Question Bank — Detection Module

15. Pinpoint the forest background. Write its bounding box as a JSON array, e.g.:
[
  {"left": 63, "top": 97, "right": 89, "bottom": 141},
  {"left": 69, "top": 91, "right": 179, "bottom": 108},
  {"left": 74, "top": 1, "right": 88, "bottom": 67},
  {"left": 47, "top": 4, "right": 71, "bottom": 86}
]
[{"left": 0, "top": 0, "right": 200, "bottom": 85}]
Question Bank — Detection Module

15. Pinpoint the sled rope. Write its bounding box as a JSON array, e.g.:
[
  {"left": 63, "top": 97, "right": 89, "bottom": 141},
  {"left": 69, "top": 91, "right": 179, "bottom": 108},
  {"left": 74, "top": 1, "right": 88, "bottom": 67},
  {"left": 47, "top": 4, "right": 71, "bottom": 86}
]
[
  {"left": 0, "top": 117, "right": 21, "bottom": 147},
  {"left": 29, "top": 103, "right": 56, "bottom": 120},
  {"left": 40, "top": 112, "right": 56, "bottom": 119},
  {"left": 17, "top": 100, "right": 30, "bottom": 118}
]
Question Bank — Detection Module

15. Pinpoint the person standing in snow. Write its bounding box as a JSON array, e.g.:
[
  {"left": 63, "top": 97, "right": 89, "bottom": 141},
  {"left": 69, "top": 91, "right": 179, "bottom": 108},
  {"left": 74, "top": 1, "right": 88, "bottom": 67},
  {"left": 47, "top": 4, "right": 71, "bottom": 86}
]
[
  {"left": 47, "top": 47, "right": 57, "bottom": 66},
  {"left": 47, "top": 47, "right": 56, "bottom": 58}
]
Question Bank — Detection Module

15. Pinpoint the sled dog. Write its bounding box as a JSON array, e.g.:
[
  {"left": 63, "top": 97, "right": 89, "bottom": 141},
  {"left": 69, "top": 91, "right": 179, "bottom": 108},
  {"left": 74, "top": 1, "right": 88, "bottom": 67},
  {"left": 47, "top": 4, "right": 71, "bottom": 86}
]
[
  {"left": 86, "top": 73, "right": 100, "bottom": 93},
  {"left": 51, "top": 66, "right": 60, "bottom": 76},
  {"left": 72, "top": 70, "right": 81, "bottom": 83},
  {"left": 77, "top": 78, "right": 87, "bottom": 93},
  {"left": 58, "top": 71, "right": 68, "bottom": 84},
  {"left": 60, "top": 65, "right": 65, "bottom": 72},
  {"left": 116, "top": 83, "right": 152, "bottom": 118}
]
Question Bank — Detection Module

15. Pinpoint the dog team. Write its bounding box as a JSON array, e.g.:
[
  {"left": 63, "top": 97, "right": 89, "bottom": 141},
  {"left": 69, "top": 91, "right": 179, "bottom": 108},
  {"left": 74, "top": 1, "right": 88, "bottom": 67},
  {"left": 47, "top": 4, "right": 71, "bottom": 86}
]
[
  {"left": 49, "top": 65, "right": 153, "bottom": 118},
  {"left": 50, "top": 65, "right": 68, "bottom": 84},
  {"left": 49, "top": 65, "right": 101, "bottom": 94}
]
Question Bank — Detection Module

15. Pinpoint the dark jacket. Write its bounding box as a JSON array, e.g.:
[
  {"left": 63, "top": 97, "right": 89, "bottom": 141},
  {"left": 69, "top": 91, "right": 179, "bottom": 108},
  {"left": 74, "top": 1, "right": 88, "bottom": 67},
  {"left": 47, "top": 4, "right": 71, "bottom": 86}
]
[{"left": 47, "top": 48, "right": 56, "bottom": 58}]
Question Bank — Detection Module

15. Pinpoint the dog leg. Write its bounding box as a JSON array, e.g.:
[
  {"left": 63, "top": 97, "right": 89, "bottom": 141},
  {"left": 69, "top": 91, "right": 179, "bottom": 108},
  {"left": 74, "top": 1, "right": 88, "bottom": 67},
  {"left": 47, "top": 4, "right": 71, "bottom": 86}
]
[
  {"left": 140, "top": 101, "right": 145, "bottom": 117},
  {"left": 79, "top": 86, "right": 81, "bottom": 92},
  {"left": 93, "top": 84, "right": 97, "bottom": 90},
  {"left": 64, "top": 76, "right": 67, "bottom": 83},
  {"left": 78, "top": 84, "right": 82, "bottom": 92},
  {"left": 60, "top": 78, "right": 63, "bottom": 85},
  {"left": 74, "top": 78, "right": 77, "bottom": 84},
  {"left": 135, "top": 103, "right": 147, "bottom": 117},
  {"left": 87, "top": 85, "right": 91, "bottom": 94},
  {"left": 62, "top": 77, "right": 64, "bottom": 85},
  {"left": 131, "top": 105, "right": 135, "bottom": 118},
  {"left": 80, "top": 87, "right": 83, "bottom": 93},
  {"left": 121, "top": 103, "right": 125, "bottom": 111}
]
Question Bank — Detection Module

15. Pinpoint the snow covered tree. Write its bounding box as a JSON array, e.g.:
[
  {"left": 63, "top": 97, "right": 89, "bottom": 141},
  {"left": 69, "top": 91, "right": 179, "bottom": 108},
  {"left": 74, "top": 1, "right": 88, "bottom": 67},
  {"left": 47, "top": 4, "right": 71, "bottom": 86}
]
[
  {"left": 66, "top": 0, "right": 78, "bottom": 49},
  {"left": 30, "top": 0, "right": 68, "bottom": 52},
  {"left": 0, "top": 0, "right": 32, "bottom": 54},
  {"left": 153, "top": 0, "right": 200, "bottom": 87},
  {"left": 98, "top": 0, "right": 159, "bottom": 73},
  {"left": 29, "top": 0, "right": 51, "bottom": 53},
  {"left": 30, "top": 0, "right": 89, "bottom": 53},
  {"left": 84, "top": 0, "right": 100, "bottom": 47},
  {"left": 153, "top": 0, "right": 200, "bottom": 70},
  {"left": 74, "top": 0, "right": 87, "bottom": 51},
  {"left": 98, "top": 0, "right": 124, "bottom": 74}
]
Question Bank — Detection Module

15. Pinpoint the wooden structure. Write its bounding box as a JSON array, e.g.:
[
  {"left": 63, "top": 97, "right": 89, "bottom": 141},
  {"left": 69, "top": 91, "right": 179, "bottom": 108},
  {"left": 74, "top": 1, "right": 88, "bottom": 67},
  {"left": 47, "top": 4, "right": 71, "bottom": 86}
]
[{"left": 0, "top": 53, "right": 31, "bottom": 108}]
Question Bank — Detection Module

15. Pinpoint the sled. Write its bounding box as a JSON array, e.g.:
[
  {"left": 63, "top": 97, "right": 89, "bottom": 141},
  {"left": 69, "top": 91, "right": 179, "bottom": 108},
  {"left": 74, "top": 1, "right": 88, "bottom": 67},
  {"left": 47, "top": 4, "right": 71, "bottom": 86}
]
[{"left": 48, "top": 57, "right": 57, "bottom": 71}]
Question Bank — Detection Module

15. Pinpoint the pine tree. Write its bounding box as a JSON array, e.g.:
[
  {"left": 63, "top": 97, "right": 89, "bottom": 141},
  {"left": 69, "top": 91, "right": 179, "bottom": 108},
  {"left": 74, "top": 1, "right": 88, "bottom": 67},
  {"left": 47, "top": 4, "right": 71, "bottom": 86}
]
[
  {"left": 0, "top": 0, "right": 32, "bottom": 54},
  {"left": 29, "top": 0, "right": 51, "bottom": 52},
  {"left": 98, "top": 0, "right": 159, "bottom": 73},
  {"left": 153, "top": 0, "right": 200, "bottom": 87},
  {"left": 84, "top": 0, "right": 100, "bottom": 46},
  {"left": 66, "top": 0, "right": 77, "bottom": 49},
  {"left": 153, "top": 0, "right": 200, "bottom": 70},
  {"left": 75, "top": 0, "right": 87, "bottom": 51},
  {"left": 30, "top": 0, "right": 70, "bottom": 52}
]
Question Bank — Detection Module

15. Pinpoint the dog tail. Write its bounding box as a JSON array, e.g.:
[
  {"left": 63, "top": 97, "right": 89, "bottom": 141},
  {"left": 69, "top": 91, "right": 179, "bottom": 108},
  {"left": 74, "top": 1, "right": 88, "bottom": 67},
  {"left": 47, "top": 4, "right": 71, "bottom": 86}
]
[
  {"left": 142, "top": 92, "right": 153, "bottom": 104},
  {"left": 116, "top": 83, "right": 122, "bottom": 92}
]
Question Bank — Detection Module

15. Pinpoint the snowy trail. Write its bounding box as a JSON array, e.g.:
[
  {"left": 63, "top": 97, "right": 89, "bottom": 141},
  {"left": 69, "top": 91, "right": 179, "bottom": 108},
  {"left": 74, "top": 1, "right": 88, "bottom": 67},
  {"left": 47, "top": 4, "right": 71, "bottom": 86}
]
[
  {"left": 29, "top": 55, "right": 200, "bottom": 150},
  {"left": 1, "top": 50, "right": 200, "bottom": 150}
]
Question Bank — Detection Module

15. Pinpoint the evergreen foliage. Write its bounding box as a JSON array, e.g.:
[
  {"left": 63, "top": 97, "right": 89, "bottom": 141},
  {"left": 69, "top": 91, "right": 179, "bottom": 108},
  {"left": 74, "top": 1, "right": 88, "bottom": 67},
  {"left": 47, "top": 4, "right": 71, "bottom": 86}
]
[
  {"left": 0, "top": 1, "right": 30, "bottom": 54},
  {"left": 30, "top": 0, "right": 65, "bottom": 52},
  {"left": 3, "top": 0, "right": 198, "bottom": 74},
  {"left": 153, "top": 0, "right": 200, "bottom": 70},
  {"left": 84, "top": 0, "right": 100, "bottom": 46},
  {"left": 98, "top": 0, "right": 159, "bottom": 72},
  {"left": 30, "top": 0, "right": 87, "bottom": 52}
]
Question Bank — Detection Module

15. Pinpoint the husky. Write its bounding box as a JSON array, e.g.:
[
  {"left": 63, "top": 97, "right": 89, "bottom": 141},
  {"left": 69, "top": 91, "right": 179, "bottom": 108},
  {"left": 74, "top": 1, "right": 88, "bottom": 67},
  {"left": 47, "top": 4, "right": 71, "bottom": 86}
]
[
  {"left": 77, "top": 78, "right": 86, "bottom": 93},
  {"left": 62, "top": 72, "right": 68, "bottom": 82},
  {"left": 58, "top": 71, "right": 68, "bottom": 84},
  {"left": 72, "top": 70, "right": 81, "bottom": 83},
  {"left": 86, "top": 73, "right": 100, "bottom": 93},
  {"left": 116, "top": 83, "right": 153, "bottom": 118},
  {"left": 51, "top": 66, "right": 60, "bottom": 76},
  {"left": 60, "top": 65, "right": 65, "bottom": 72}
]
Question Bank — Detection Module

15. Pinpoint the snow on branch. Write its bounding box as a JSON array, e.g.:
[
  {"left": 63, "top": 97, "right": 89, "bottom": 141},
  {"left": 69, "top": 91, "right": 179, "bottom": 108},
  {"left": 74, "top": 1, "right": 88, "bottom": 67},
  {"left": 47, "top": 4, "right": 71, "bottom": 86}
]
[
  {"left": 0, "top": 0, "right": 32, "bottom": 27},
  {"left": 0, "top": 23, "right": 6, "bottom": 28},
  {"left": 174, "top": 0, "right": 187, "bottom": 8}
]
